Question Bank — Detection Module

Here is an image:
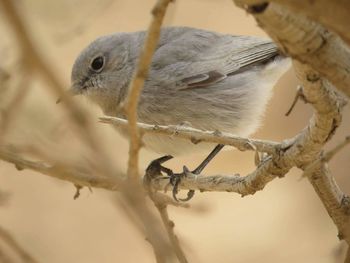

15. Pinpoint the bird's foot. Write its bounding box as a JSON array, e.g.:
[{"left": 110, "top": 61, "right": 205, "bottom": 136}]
[
  {"left": 169, "top": 166, "right": 195, "bottom": 202},
  {"left": 144, "top": 155, "right": 195, "bottom": 202}
]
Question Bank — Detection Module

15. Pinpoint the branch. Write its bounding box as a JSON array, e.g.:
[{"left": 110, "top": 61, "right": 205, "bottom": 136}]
[
  {"left": 124, "top": 0, "right": 173, "bottom": 180},
  {"left": 119, "top": 1, "right": 182, "bottom": 261},
  {"left": 99, "top": 116, "right": 279, "bottom": 154},
  {"left": 232, "top": 1, "right": 350, "bottom": 98},
  {"left": 151, "top": 194, "right": 189, "bottom": 263},
  {"left": 148, "top": 62, "right": 350, "bottom": 244},
  {"left": 234, "top": 0, "right": 350, "bottom": 46},
  {"left": 0, "top": 145, "right": 122, "bottom": 190},
  {"left": 149, "top": 162, "right": 278, "bottom": 197},
  {"left": 230, "top": 1, "right": 350, "bottom": 243},
  {"left": 304, "top": 162, "right": 350, "bottom": 243},
  {"left": 0, "top": 0, "right": 118, "bottom": 182}
]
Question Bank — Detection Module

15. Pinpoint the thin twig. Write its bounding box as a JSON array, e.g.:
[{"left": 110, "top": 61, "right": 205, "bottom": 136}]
[
  {"left": 0, "top": 0, "right": 115, "bottom": 179},
  {"left": 285, "top": 85, "right": 306, "bottom": 116},
  {"left": 99, "top": 116, "right": 279, "bottom": 154},
  {"left": 153, "top": 198, "right": 189, "bottom": 263},
  {"left": 120, "top": 1, "right": 177, "bottom": 260},
  {"left": 0, "top": 145, "right": 122, "bottom": 190},
  {"left": 124, "top": 0, "right": 173, "bottom": 181}
]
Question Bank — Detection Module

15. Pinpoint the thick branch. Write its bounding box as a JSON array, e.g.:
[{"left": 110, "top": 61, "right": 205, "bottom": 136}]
[
  {"left": 233, "top": 0, "right": 350, "bottom": 245},
  {"left": 99, "top": 116, "right": 279, "bottom": 154},
  {"left": 233, "top": 1, "right": 350, "bottom": 98},
  {"left": 305, "top": 163, "right": 350, "bottom": 242},
  {"left": 235, "top": 0, "right": 350, "bottom": 46}
]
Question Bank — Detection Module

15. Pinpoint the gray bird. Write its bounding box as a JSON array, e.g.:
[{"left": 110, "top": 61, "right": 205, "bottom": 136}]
[{"left": 69, "top": 27, "right": 290, "bottom": 200}]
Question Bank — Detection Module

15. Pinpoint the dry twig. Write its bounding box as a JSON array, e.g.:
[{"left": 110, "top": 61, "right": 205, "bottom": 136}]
[
  {"left": 0, "top": 0, "right": 115, "bottom": 179},
  {"left": 124, "top": 0, "right": 173, "bottom": 181},
  {"left": 99, "top": 116, "right": 279, "bottom": 154},
  {"left": 152, "top": 196, "right": 189, "bottom": 263}
]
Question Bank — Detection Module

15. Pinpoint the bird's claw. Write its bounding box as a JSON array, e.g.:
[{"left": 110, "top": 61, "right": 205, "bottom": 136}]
[
  {"left": 170, "top": 166, "right": 195, "bottom": 202},
  {"left": 145, "top": 157, "right": 195, "bottom": 202}
]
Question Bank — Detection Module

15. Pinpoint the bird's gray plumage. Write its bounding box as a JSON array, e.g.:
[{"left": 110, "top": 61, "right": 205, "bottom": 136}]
[{"left": 71, "top": 27, "right": 290, "bottom": 155}]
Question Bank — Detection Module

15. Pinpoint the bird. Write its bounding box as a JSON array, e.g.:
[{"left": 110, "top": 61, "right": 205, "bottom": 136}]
[{"left": 69, "top": 26, "right": 291, "bottom": 200}]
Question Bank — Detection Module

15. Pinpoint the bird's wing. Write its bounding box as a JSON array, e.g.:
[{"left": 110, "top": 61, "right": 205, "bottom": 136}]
[{"left": 150, "top": 27, "right": 280, "bottom": 89}]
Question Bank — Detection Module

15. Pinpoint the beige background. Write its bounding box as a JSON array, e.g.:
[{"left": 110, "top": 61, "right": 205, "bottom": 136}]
[{"left": 0, "top": 0, "right": 349, "bottom": 262}]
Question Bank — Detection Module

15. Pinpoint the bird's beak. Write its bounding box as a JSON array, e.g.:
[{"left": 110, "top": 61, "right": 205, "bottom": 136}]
[{"left": 56, "top": 84, "right": 82, "bottom": 104}]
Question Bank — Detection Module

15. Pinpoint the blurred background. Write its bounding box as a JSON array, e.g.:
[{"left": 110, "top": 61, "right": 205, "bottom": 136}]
[{"left": 0, "top": 0, "right": 349, "bottom": 262}]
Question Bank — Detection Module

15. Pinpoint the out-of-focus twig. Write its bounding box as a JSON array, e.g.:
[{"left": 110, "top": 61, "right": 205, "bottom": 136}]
[
  {"left": 0, "top": 225, "right": 39, "bottom": 263},
  {"left": 152, "top": 196, "right": 188, "bottom": 263},
  {"left": 0, "top": 0, "right": 115, "bottom": 179},
  {"left": 120, "top": 0, "right": 178, "bottom": 261},
  {"left": 99, "top": 116, "right": 280, "bottom": 154},
  {"left": 124, "top": 0, "right": 173, "bottom": 181},
  {"left": 0, "top": 145, "right": 122, "bottom": 190}
]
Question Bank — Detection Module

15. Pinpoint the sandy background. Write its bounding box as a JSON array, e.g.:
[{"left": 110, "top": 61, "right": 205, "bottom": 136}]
[{"left": 0, "top": 0, "right": 349, "bottom": 262}]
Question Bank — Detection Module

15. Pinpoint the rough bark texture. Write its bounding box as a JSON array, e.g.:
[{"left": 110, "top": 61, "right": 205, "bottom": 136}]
[
  {"left": 233, "top": 2, "right": 350, "bottom": 99},
  {"left": 235, "top": 0, "right": 350, "bottom": 46}
]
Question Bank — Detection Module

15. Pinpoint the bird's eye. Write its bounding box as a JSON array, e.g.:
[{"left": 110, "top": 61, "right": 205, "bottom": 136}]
[{"left": 90, "top": 56, "right": 105, "bottom": 72}]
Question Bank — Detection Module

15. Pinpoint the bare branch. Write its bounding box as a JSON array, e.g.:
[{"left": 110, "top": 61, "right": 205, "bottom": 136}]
[
  {"left": 119, "top": 1, "right": 179, "bottom": 260},
  {"left": 232, "top": 1, "right": 350, "bottom": 98},
  {"left": 234, "top": 0, "right": 350, "bottom": 46},
  {"left": 152, "top": 197, "right": 189, "bottom": 263},
  {"left": 304, "top": 162, "right": 350, "bottom": 243},
  {"left": 149, "top": 164, "right": 278, "bottom": 197},
  {"left": 99, "top": 116, "right": 279, "bottom": 154},
  {"left": 119, "top": 184, "right": 176, "bottom": 263},
  {"left": 124, "top": 0, "right": 173, "bottom": 180},
  {"left": 0, "top": 145, "right": 122, "bottom": 191},
  {"left": 0, "top": 0, "right": 115, "bottom": 178}
]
